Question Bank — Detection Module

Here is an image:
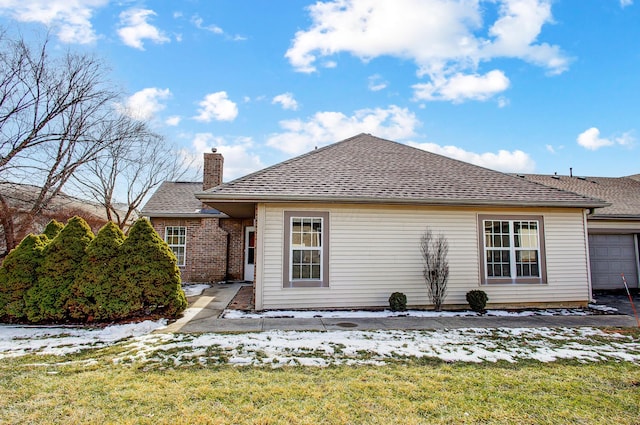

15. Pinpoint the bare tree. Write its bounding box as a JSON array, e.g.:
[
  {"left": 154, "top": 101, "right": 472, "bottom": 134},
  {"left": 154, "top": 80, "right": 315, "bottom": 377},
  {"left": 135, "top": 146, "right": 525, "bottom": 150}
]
[
  {"left": 72, "top": 131, "right": 192, "bottom": 229},
  {"left": 420, "top": 228, "right": 449, "bottom": 311},
  {"left": 0, "top": 30, "right": 132, "bottom": 252}
]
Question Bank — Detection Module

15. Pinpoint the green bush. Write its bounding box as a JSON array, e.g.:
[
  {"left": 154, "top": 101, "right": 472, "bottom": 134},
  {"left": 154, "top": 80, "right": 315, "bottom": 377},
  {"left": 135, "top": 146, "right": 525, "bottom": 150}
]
[
  {"left": 466, "top": 290, "right": 489, "bottom": 314},
  {"left": 42, "top": 219, "right": 64, "bottom": 240},
  {"left": 25, "top": 216, "right": 94, "bottom": 322},
  {"left": 68, "top": 222, "right": 126, "bottom": 321},
  {"left": 388, "top": 292, "right": 407, "bottom": 312},
  {"left": 0, "top": 234, "right": 48, "bottom": 321},
  {"left": 119, "top": 218, "right": 186, "bottom": 318}
]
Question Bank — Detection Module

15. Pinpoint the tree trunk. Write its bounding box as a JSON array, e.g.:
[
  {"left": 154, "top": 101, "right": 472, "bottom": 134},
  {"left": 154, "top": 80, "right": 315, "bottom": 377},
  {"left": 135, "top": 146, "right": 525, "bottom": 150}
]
[{"left": 0, "top": 193, "right": 17, "bottom": 254}]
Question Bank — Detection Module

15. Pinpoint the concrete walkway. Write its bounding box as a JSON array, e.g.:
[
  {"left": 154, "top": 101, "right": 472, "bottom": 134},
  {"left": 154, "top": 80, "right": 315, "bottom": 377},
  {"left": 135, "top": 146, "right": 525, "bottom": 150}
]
[{"left": 162, "top": 283, "right": 640, "bottom": 333}]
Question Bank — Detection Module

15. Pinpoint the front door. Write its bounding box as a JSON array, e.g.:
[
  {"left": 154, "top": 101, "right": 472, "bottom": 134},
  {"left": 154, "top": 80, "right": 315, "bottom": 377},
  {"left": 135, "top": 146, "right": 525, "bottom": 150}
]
[{"left": 244, "top": 226, "right": 255, "bottom": 282}]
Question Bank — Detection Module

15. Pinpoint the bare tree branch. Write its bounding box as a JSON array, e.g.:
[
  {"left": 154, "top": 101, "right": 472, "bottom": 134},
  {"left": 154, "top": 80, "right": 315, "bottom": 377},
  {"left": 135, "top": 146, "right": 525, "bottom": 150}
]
[
  {"left": 72, "top": 127, "right": 193, "bottom": 230},
  {"left": 0, "top": 29, "right": 125, "bottom": 253}
]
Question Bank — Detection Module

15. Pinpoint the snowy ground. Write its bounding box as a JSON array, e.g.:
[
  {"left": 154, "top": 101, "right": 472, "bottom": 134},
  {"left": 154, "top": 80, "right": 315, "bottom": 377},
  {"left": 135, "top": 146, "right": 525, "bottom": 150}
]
[
  {"left": 0, "top": 289, "right": 636, "bottom": 367},
  {"left": 182, "top": 283, "right": 211, "bottom": 297},
  {"left": 1, "top": 320, "right": 639, "bottom": 367},
  {"left": 222, "top": 304, "right": 617, "bottom": 319}
]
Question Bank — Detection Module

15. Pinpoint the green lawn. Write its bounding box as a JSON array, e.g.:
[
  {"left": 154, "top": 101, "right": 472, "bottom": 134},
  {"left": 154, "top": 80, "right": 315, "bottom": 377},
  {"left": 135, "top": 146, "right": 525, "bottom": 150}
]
[{"left": 1, "top": 351, "right": 639, "bottom": 424}]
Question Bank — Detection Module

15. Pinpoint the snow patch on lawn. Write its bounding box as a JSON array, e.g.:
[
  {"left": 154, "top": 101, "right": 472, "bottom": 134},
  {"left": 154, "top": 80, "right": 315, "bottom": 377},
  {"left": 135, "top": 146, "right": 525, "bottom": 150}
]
[
  {"left": 1, "top": 319, "right": 638, "bottom": 367},
  {"left": 182, "top": 283, "right": 211, "bottom": 297},
  {"left": 222, "top": 308, "right": 592, "bottom": 319},
  {"left": 111, "top": 327, "right": 640, "bottom": 367},
  {"left": 0, "top": 320, "right": 167, "bottom": 358}
]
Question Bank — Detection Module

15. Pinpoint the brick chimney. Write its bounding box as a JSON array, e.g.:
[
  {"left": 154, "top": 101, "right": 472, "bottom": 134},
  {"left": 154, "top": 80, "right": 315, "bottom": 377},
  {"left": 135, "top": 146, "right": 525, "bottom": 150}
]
[{"left": 203, "top": 149, "right": 224, "bottom": 190}]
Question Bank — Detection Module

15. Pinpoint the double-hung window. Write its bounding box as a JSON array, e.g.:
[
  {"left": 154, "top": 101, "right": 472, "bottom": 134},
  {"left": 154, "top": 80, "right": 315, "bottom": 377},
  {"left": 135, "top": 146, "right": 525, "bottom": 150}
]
[
  {"left": 283, "top": 211, "right": 329, "bottom": 288},
  {"left": 479, "top": 215, "right": 546, "bottom": 284},
  {"left": 165, "top": 226, "right": 187, "bottom": 266}
]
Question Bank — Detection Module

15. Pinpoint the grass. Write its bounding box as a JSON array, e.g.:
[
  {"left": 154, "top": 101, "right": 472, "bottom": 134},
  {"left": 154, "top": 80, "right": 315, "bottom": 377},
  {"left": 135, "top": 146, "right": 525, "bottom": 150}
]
[{"left": 1, "top": 350, "right": 639, "bottom": 424}]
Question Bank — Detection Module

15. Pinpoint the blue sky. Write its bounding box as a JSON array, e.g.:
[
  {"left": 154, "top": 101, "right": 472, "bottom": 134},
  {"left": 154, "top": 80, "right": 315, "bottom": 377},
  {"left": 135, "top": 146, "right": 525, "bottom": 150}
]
[{"left": 1, "top": 0, "right": 639, "bottom": 181}]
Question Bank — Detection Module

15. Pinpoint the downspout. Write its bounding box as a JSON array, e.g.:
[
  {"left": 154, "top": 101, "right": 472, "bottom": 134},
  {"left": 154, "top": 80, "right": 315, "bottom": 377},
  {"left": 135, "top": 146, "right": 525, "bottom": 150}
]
[
  {"left": 583, "top": 209, "right": 594, "bottom": 302},
  {"left": 634, "top": 234, "right": 640, "bottom": 289},
  {"left": 225, "top": 232, "right": 230, "bottom": 282}
]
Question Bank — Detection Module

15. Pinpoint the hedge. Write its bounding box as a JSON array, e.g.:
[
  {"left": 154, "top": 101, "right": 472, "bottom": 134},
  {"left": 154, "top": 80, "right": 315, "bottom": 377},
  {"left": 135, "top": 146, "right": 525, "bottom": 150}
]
[{"left": 0, "top": 217, "right": 187, "bottom": 324}]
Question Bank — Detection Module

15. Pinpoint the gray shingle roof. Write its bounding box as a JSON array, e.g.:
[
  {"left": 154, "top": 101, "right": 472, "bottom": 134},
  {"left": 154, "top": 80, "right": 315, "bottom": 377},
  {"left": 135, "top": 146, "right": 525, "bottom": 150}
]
[
  {"left": 141, "top": 181, "right": 224, "bottom": 217},
  {"left": 522, "top": 174, "right": 640, "bottom": 218},
  {"left": 197, "top": 134, "right": 606, "bottom": 209}
]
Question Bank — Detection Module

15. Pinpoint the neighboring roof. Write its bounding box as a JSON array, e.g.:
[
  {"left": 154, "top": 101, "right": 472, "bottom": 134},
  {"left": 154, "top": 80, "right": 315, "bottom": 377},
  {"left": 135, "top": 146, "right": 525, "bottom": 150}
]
[
  {"left": 197, "top": 134, "right": 607, "bottom": 215},
  {"left": 141, "top": 181, "right": 225, "bottom": 217},
  {"left": 522, "top": 174, "right": 640, "bottom": 218},
  {"left": 0, "top": 182, "right": 116, "bottom": 221}
]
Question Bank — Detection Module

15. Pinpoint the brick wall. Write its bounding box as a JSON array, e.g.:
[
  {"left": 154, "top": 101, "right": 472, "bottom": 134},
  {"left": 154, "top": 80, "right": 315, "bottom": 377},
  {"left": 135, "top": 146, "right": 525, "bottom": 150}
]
[{"left": 150, "top": 217, "right": 226, "bottom": 282}]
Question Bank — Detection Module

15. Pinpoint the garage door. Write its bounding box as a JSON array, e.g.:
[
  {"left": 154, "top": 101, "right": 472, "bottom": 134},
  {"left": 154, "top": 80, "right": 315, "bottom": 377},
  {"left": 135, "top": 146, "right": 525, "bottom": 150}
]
[{"left": 589, "top": 234, "right": 639, "bottom": 290}]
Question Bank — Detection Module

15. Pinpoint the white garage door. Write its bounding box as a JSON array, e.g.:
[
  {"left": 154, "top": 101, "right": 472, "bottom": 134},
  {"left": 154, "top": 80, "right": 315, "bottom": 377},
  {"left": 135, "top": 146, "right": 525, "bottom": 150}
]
[{"left": 589, "top": 234, "right": 639, "bottom": 290}]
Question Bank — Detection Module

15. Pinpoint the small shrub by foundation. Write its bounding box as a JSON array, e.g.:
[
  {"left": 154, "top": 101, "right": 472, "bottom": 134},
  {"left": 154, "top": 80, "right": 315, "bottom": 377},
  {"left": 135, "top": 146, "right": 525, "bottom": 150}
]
[{"left": 389, "top": 292, "right": 407, "bottom": 312}]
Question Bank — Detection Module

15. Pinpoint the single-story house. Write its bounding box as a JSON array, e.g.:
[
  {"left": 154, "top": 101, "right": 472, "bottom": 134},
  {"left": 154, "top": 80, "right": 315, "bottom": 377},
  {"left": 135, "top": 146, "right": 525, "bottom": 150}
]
[
  {"left": 183, "top": 133, "right": 608, "bottom": 310},
  {"left": 521, "top": 173, "right": 640, "bottom": 291}
]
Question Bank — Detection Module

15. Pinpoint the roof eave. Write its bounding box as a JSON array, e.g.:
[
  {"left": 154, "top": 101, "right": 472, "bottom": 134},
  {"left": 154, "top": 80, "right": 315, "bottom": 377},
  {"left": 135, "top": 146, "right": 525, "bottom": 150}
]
[
  {"left": 141, "top": 211, "right": 229, "bottom": 219},
  {"left": 196, "top": 193, "right": 608, "bottom": 209}
]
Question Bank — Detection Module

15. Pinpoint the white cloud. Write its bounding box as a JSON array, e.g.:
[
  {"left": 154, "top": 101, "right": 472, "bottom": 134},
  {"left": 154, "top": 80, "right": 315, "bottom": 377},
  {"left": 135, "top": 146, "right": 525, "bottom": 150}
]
[
  {"left": 191, "top": 15, "right": 223, "bottom": 34},
  {"left": 577, "top": 127, "right": 628, "bottom": 151},
  {"left": 166, "top": 115, "right": 181, "bottom": 126},
  {"left": 368, "top": 74, "right": 388, "bottom": 92},
  {"left": 413, "top": 70, "right": 510, "bottom": 102},
  {"left": 267, "top": 105, "right": 419, "bottom": 155},
  {"left": 286, "top": 0, "right": 567, "bottom": 102},
  {"left": 117, "top": 8, "right": 170, "bottom": 50},
  {"left": 194, "top": 92, "right": 238, "bottom": 122},
  {"left": 189, "top": 133, "right": 264, "bottom": 180},
  {"left": 272, "top": 93, "right": 299, "bottom": 111},
  {"left": 408, "top": 141, "right": 536, "bottom": 173},
  {"left": 497, "top": 96, "right": 509, "bottom": 108},
  {"left": 121, "top": 88, "right": 171, "bottom": 121},
  {"left": 545, "top": 144, "right": 555, "bottom": 154},
  {"left": 620, "top": 0, "right": 633, "bottom": 7},
  {"left": 0, "top": 0, "right": 108, "bottom": 44},
  {"left": 615, "top": 131, "right": 635, "bottom": 147}
]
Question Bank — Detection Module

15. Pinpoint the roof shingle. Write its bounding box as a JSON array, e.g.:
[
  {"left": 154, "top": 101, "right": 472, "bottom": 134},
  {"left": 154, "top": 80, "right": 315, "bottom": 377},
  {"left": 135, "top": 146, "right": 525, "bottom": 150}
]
[
  {"left": 141, "top": 181, "right": 224, "bottom": 216},
  {"left": 198, "top": 134, "right": 606, "bottom": 209},
  {"left": 522, "top": 174, "right": 640, "bottom": 217}
]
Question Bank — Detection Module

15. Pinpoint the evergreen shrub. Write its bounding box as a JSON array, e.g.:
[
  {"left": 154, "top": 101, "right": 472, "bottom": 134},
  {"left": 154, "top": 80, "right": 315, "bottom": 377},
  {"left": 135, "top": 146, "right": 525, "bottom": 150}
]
[
  {"left": 25, "top": 216, "right": 94, "bottom": 322},
  {"left": 0, "top": 234, "right": 48, "bottom": 321},
  {"left": 466, "top": 290, "right": 489, "bottom": 313},
  {"left": 68, "top": 222, "right": 126, "bottom": 320},
  {"left": 119, "top": 218, "right": 186, "bottom": 318},
  {"left": 389, "top": 292, "right": 407, "bottom": 312},
  {"left": 42, "top": 219, "right": 64, "bottom": 240}
]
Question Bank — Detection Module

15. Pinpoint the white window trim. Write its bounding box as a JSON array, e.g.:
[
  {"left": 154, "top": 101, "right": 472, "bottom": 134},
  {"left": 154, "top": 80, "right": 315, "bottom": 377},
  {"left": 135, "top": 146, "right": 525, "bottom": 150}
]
[
  {"left": 165, "top": 226, "right": 187, "bottom": 267},
  {"left": 289, "top": 216, "right": 324, "bottom": 282},
  {"left": 478, "top": 215, "right": 547, "bottom": 285},
  {"left": 283, "top": 211, "right": 330, "bottom": 288}
]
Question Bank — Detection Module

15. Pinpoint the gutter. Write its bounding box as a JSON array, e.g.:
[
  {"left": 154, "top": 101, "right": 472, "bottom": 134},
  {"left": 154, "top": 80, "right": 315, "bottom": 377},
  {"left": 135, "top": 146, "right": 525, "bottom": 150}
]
[
  {"left": 195, "top": 193, "right": 609, "bottom": 210},
  {"left": 141, "top": 212, "right": 229, "bottom": 219}
]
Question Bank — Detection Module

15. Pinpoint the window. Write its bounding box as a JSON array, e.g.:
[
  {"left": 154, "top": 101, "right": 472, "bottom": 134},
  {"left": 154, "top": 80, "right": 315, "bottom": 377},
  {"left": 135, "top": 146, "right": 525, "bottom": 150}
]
[
  {"left": 478, "top": 215, "right": 546, "bottom": 284},
  {"left": 283, "top": 211, "right": 329, "bottom": 288},
  {"left": 165, "top": 226, "right": 186, "bottom": 266}
]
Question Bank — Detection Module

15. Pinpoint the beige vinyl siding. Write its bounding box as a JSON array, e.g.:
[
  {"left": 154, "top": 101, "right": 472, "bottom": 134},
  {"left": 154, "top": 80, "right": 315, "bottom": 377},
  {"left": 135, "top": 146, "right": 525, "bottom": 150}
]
[
  {"left": 588, "top": 219, "right": 640, "bottom": 233},
  {"left": 256, "top": 203, "right": 590, "bottom": 310}
]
